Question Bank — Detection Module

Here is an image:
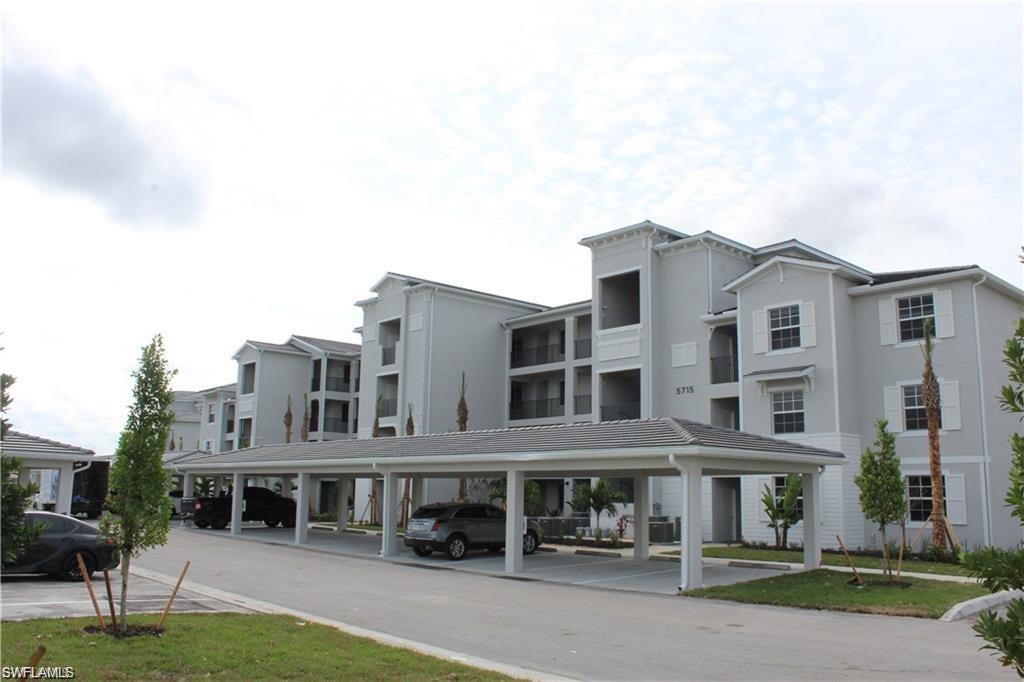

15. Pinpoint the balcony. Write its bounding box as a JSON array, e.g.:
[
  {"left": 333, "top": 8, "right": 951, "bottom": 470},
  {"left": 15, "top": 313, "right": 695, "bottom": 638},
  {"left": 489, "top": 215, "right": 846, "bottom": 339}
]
[
  {"left": 574, "top": 338, "right": 592, "bottom": 360},
  {"left": 238, "top": 436, "right": 252, "bottom": 449},
  {"left": 381, "top": 346, "right": 397, "bottom": 366},
  {"left": 510, "top": 343, "right": 565, "bottom": 369},
  {"left": 509, "top": 397, "right": 565, "bottom": 420},
  {"left": 573, "top": 394, "right": 592, "bottom": 415},
  {"left": 379, "top": 398, "right": 398, "bottom": 417},
  {"left": 311, "top": 376, "right": 320, "bottom": 392},
  {"left": 710, "top": 355, "right": 738, "bottom": 384},
  {"left": 323, "top": 417, "right": 349, "bottom": 433},
  {"left": 325, "top": 376, "right": 350, "bottom": 392},
  {"left": 600, "top": 402, "right": 641, "bottom": 421}
]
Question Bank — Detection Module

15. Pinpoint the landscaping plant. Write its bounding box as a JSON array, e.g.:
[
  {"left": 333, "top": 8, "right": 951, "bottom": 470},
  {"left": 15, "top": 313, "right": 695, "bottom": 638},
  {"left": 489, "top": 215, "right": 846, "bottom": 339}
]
[
  {"left": 962, "top": 316, "right": 1024, "bottom": 676},
  {"left": 855, "top": 419, "right": 908, "bottom": 583},
  {"left": 921, "top": 319, "right": 948, "bottom": 554},
  {"left": 0, "top": 373, "right": 43, "bottom": 566},
  {"left": 761, "top": 475, "right": 802, "bottom": 549},
  {"left": 100, "top": 335, "right": 176, "bottom": 635},
  {"left": 283, "top": 394, "right": 293, "bottom": 443},
  {"left": 570, "top": 478, "right": 626, "bottom": 540},
  {"left": 456, "top": 372, "right": 469, "bottom": 499},
  {"left": 487, "top": 477, "right": 544, "bottom": 517}
]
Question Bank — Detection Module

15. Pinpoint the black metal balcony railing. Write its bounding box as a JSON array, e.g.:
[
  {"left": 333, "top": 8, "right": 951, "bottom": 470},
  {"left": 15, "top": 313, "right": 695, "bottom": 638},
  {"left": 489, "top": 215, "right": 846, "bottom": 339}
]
[
  {"left": 509, "top": 397, "right": 565, "bottom": 420},
  {"left": 325, "top": 376, "right": 350, "bottom": 392},
  {"left": 510, "top": 343, "right": 565, "bottom": 368},
  {"left": 379, "top": 398, "right": 398, "bottom": 417},
  {"left": 574, "top": 338, "right": 592, "bottom": 360},
  {"left": 573, "top": 394, "right": 592, "bottom": 415},
  {"left": 600, "top": 402, "right": 641, "bottom": 421},
  {"left": 381, "top": 346, "right": 397, "bottom": 366},
  {"left": 323, "top": 417, "right": 349, "bottom": 433},
  {"left": 238, "top": 436, "right": 252, "bottom": 449},
  {"left": 710, "top": 355, "right": 738, "bottom": 384}
]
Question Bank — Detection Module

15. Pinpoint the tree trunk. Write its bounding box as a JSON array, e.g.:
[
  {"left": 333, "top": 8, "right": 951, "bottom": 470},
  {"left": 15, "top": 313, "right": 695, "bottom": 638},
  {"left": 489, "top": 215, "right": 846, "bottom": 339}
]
[
  {"left": 880, "top": 526, "right": 892, "bottom": 583},
  {"left": 400, "top": 477, "right": 411, "bottom": 527},
  {"left": 119, "top": 553, "right": 131, "bottom": 635},
  {"left": 774, "top": 525, "right": 781, "bottom": 550},
  {"left": 923, "top": 331, "right": 948, "bottom": 554}
]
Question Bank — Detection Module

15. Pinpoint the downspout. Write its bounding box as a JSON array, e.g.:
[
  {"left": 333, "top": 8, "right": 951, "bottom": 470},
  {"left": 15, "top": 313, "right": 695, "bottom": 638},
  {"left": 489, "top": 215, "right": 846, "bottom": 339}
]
[
  {"left": 971, "top": 275, "right": 993, "bottom": 545},
  {"left": 645, "top": 234, "right": 655, "bottom": 418}
]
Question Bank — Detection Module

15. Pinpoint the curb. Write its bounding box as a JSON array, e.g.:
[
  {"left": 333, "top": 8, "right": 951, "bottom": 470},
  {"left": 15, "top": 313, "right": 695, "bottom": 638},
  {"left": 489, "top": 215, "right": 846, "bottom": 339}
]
[
  {"left": 131, "top": 566, "right": 572, "bottom": 681},
  {"left": 574, "top": 549, "right": 622, "bottom": 558},
  {"left": 728, "top": 560, "right": 791, "bottom": 571},
  {"left": 940, "top": 589, "right": 1023, "bottom": 622}
]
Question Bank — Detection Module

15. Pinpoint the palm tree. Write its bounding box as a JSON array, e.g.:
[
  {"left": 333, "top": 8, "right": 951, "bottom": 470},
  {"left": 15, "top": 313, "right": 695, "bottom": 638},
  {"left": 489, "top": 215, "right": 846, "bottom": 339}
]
[
  {"left": 402, "top": 404, "right": 414, "bottom": 526},
  {"left": 922, "top": 319, "right": 948, "bottom": 554},
  {"left": 571, "top": 478, "right": 626, "bottom": 539},
  {"left": 283, "top": 394, "right": 293, "bottom": 444},
  {"left": 372, "top": 394, "right": 383, "bottom": 438},
  {"left": 456, "top": 373, "right": 469, "bottom": 499},
  {"left": 300, "top": 393, "right": 310, "bottom": 443}
]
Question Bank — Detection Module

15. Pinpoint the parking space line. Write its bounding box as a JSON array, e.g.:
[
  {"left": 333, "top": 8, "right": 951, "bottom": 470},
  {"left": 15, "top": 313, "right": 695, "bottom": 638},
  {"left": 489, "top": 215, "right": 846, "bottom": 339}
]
[
  {"left": 523, "top": 558, "right": 624, "bottom": 573},
  {"left": 572, "top": 568, "right": 680, "bottom": 585}
]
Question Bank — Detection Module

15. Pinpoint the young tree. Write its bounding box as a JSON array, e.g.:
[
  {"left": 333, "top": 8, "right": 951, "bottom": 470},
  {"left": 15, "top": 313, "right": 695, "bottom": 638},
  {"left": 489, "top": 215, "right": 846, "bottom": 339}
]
[
  {"left": 1, "top": 373, "right": 15, "bottom": 438},
  {"left": 456, "top": 373, "right": 469, "bottom": 499},
  {"left": 570, "top": 478, "right": 626, "bottom": 539},
  {"left": 100, "top": 335, "right": 176, "bottom": 635},
  {"left": 761, "top": 476, "right": 802, "bottom": 549},
  {"left": 487, "top": 477, "right": 544, "bottom": 516},
  {"left": 963, "top": 316, "right": 1024, "bottom": 676},
  {"left": 283, "top": 394, "right": 293, "bottom": 444},
  {"left": 372, "top": 394, "right": 383, "bottom": 438},
  {"left": 855, "top": 419, "right": 908, "bottom": 583},
  {"left": 922, "top": 319, "right": 948, "bottom": 554},
  {"left": 300, "top": 393, "right": 310, "bottom": 443}
]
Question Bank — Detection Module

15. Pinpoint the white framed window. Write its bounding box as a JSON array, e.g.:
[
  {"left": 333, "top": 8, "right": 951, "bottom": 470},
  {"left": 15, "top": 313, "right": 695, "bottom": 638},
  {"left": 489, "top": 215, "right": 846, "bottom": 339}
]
[
  {"left": 753, "top": 301, "right": 816, "bottom": 354},
  {"left": 884, "top": 380, "right": 960, "bottom": 433},
  {"left": 897, "top": 293, "right": 934, "bottom": 343},
  {"left": 771, "top": 390, "right": 805, "bottom": 434},
  {"left": 906, "top": 474, "right": 966, "bottom": 525},
  {"left": 901, "top": 384, "right": 937, "bottom": 431},
  {"left": 207, "top": 403, "right": 215, "bottom": 423},
  {"left": 769, "top": 305, "right": 801, "bottom": 350}
]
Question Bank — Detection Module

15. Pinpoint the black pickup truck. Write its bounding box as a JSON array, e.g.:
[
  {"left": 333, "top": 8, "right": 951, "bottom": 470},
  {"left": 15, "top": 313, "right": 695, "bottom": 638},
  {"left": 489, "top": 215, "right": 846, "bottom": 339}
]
[{"left": 192, "top": 487, "right": 297, "bottom": 530}]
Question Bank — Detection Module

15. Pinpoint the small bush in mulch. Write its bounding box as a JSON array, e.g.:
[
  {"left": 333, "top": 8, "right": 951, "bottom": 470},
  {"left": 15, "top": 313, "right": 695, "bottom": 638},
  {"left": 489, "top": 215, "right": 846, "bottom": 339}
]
[{"left": 83, "top": 624, "right": 164, "bottom": 638}]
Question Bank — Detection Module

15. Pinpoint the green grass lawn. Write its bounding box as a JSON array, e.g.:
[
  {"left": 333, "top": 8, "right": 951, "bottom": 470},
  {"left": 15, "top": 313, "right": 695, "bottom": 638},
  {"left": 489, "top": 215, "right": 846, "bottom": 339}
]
[
  {"left": 660, "top": 546, "right": 972, "bottom": 577},
  {"left": 684, "top": 569, "right": 987, "bottom": 618},
  {"left": 0, "top": 613, "right": 511, "bottom": 681}
]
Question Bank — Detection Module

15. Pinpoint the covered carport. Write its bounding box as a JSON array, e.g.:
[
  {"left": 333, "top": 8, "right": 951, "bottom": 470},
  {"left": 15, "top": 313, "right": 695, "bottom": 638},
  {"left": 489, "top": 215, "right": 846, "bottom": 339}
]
[
  {"left": 173, "top": 418, "right": 843, "bottom": 590},
  {"left": 1, "top": 431, "right": 97, "bottom": 515}
]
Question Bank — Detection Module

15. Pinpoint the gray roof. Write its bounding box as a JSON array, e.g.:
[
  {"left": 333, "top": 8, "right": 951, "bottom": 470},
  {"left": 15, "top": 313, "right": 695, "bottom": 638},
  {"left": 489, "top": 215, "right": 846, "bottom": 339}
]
[
  {"left": 171, "top": 418, "right": 843, "bottom": 467},
  {"left": 870, "top": 265, "right": 977, "bottom": 285},
  {"left": 164, "top": 449, "right": 207, "bottom": 465},
  {"left": 744, "top": 365, "right": 814, "bottom": 378},
  {"left": 374, "top": 272, "right": 548, "bottom": 310},
  {"left": 291, "top": 335, "right": 361, "bottom": 355},
  {"left": 246, "top": 340, "right": 307, "bottom": 354},
  {"left": 2, "top": 431, "right": 95, "bottom": 457}
]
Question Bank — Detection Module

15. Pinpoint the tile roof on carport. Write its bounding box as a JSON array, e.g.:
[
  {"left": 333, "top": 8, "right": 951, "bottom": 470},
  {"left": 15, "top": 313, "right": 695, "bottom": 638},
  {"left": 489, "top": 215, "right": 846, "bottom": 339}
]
[
  {"left": 170, "top": 418, "right": 843, "bottom": 467},
  {"left": 1, "top": 431, "right": 95, "bottom": 459}
]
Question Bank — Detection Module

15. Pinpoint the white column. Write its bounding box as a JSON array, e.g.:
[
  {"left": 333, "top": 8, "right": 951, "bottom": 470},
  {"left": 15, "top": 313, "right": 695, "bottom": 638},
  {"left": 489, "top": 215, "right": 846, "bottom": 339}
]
[
  {"left": 802, "top": 471, "right": 822, "bottom": 569},
  {"left": 312, "top": 479, "right": 323, "bottom": 514},
  {"left": 295, "top": 473, "right": 311, "bottom": 544},
  {"left": 380, "top": 471, "right": 399, "bottom": 556},
  {"left": 633, "top": 474, "right": 649, "bottom": 561},
  {"left": 213, "top": 476, "right": 224, "bottom": 495},
  {"left": 564, "top": 318, "right": 575, "bottom": 418},
  {"left": 505, "top": 469, "right": 525, "bottom": 573},
  {"left": 410, "top": 475, "right": 425, "bottom": 510},
  {"left": 182, "top": 472, "right": 195, "bottom": 497},
  {"left": 336, "top": 476, "right": 350, "bottom": 532},
  {"left": 55, "top": 463, "right": 74, "bottom": 515},
  {"left": 230, "top": 472, "right": 244, "bottom": 536},
  {"left": 280, "top": 475, "right": 293, "bottom": 498},
  {"left": 679, "top": 460, "right": 703, "bottom": 591}
]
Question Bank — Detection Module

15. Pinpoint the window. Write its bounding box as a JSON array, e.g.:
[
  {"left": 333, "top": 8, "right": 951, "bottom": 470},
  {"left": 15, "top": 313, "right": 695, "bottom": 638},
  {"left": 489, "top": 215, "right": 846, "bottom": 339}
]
[
  {"left": 773, "top": 476, "right": 803, "bottom": 520},
  {"left": 907, "top": 475, "right": 946, "bottom": 522},
  {"left": 897, "top": 294, "right": 934, "bottom": 343},
  {"left": 241, "top": 363, "right": 256, "bottom": 394},
  {"left": 207, "top": 403, "right": 215, "bottom": 423},
  {"left": 453, "top": 506, "right": 487, "bottom": 519},
  {"left": 485, "top": 506, "right": 505, "bottom": 520},
  {"left": 771, "top": 390, "right": 805, "bottom": 434},
  {"left": 769, "top": 305, "right": 801, "bottom": 350},
  {"left": 903, "top": 384, "right": 940, "bottom": 431}
]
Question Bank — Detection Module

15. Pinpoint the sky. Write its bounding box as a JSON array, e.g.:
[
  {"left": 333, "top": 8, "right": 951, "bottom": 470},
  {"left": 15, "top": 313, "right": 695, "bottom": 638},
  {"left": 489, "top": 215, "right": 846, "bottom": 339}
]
[{"left": 1, "top": 2, "right": 1021, "bottom": 454}]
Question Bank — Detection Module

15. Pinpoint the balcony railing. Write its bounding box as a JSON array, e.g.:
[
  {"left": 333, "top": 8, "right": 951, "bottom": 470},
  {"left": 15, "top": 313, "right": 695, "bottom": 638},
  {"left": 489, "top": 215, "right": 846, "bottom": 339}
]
[
  {"left": 510, "top": 343, "right": 565, "bottom": 368},
  {"left": 600, "top": 402, "right": 641, "bottom": 421},
  {"left": 509, "top": 397, "right": 565, "bottom": 420},
  {"left": 311, "top": 376, "right": 320, "bottom": 391},
  {"left": 574, "top": 338, "right": 592, "bottom": 360},
  {"left": 573, "top": 394, "right": 592, "bottom": 415},
  {"left": 379, "top": 398, "right": 398, "bottom": 417},
  {"left": 710, "top": 355, "right": 738, "bottom": 384},
  {"left": 323, "top": 417, "right": 349, "bottom": 433},
  {"left": 381, "top": 346, "right": 397, "bottom": 366},
  {"left": 325, "top": 376, "right": 350, "bottom": 392}
]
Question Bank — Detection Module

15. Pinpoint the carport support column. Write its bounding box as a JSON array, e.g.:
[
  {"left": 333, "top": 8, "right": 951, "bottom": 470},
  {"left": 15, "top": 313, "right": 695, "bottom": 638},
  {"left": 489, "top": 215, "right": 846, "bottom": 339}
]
[
  {"left": 182, "top": 472, "right": 195, "bottom": 497},
  {"left": 410, "top": 475, "right": 425, "bottom": 510},
  {"left": 633, "top": 475, "right": 649, "bottom": 561},
  {"left": 55, "top": 462, "right": 75, "bottom": 515},
  {"left": 280, "top": 475, "right": 293, "bottom": 498},
  {"left": 802, "top": 471, "right": 822, "bottom": 569},
  {"left": 336, "top": 476, "right": 350, "bottom": 532},
  {"left": 295, "top": 473, "right": 311, "bottom": 544},
  {"left": 380, "top": 471, "right": 399, "bottom": 557},
  {"left": 230, "top": 472, "right": 244, "bottom": 536},
  {"left": 679, "top": 460, "right": 703, "bottom": 591},
  {"left": 505, "top": 469, "right": 525, "bottom": 574}
]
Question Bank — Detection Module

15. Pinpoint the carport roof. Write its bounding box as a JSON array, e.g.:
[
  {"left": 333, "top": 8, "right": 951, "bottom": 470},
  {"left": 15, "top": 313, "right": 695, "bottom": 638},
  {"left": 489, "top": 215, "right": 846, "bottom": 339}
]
[
  {"left": 170, "top": 418, "right": 843, "bottom": 467},
  {"left": 1, "top": 431, "right": 95, "bottom": 459}
]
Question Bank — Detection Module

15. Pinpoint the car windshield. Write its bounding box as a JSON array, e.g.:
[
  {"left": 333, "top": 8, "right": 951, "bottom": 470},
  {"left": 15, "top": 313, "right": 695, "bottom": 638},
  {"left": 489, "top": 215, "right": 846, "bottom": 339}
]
[{"left": 411, "top": 506, "right": 450, "bottom": 519}]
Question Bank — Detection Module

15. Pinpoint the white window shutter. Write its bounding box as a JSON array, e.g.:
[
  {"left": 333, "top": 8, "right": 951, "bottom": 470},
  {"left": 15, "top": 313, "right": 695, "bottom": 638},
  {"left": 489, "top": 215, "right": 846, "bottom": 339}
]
[
  {"left": 879, "top": 299, "right": 897, "bottom": 345},
  {"left": 940, "top": 380, "right": 962, "bottom": 430},
  {"left": 945, "top": 474, "right": 966, "bottom": 525},
  {"left": 363, "top": 327, "right": 377, "bottom": 343},
  {"left": 671, "top": 342, "right": 698, "bottom": 368},
  {"left": 753, "top": 309, "right": 768, "bottom": 354},
  {"left": 799, "top": 301, "right": 816, "bottom": 348},
  {"left": 883, "top": 386, "right": 904, "bottom": 432},
  {"left": 934, "top": 290, "right": 955, "bottom": 338}
]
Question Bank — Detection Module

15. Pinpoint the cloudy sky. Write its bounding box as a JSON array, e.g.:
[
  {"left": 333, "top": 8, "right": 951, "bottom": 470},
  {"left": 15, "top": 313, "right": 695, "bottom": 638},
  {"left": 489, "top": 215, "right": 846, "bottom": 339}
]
[{"left": 2, "top": 2, "right": 1021, "bottom": 453}]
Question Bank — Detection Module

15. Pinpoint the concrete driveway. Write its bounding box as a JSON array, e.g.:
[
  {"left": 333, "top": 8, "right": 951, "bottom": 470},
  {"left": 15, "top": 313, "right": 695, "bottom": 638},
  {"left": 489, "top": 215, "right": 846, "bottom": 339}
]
[{"left": 129, "top": 526, "right": 1010, "bottom": 681}]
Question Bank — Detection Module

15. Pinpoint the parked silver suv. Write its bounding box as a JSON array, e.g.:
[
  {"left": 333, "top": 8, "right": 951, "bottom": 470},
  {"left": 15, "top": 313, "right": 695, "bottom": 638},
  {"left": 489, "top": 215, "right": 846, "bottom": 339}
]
[{"left": 404, "top": 503, "right": 543, "bottom": 560}]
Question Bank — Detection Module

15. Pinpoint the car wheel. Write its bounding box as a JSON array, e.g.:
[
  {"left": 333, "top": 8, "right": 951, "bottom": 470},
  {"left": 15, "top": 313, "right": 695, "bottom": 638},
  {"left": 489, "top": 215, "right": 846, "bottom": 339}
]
[
  {"left": 61, "top": 552, "right": 95, "bottom": 582},
  {"left": 444, "top": 535, "right": 468, "bottom": 561},
  {"left": 211, "top": 518, "right": 228, "bottom": 530},
  {"left": 194, "top": 519, "right": 210, "bottom": 528},
  {"left": 523, "top": 531, "right": 538, "bottom": 555},
  {"left": 413, "top": 547, "right": 433, "bottom": 557},
  {"left": 264, "top": 519, "right": 280, "bottom": 528}
]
